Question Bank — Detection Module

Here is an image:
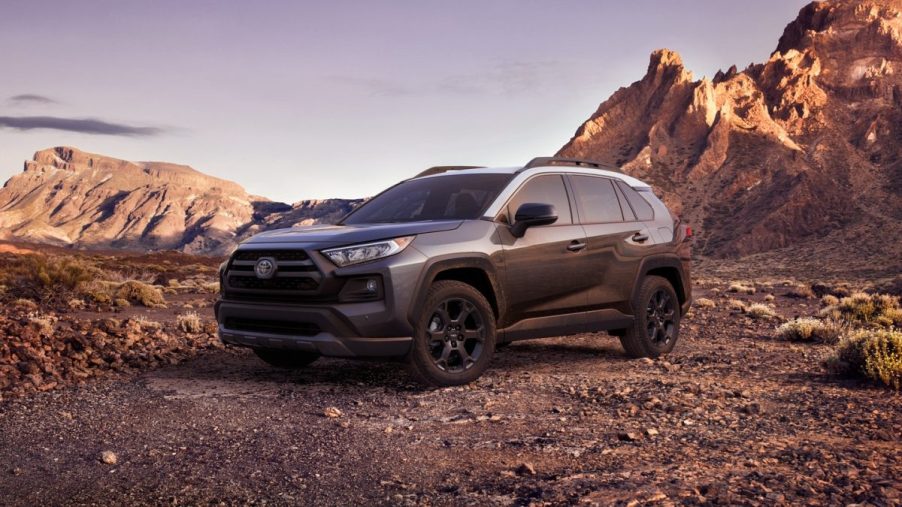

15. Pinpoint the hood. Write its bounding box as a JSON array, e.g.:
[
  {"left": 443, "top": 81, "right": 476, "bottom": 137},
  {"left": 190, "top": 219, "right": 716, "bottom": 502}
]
[{"left": 242, "top": 220, "right": 464, "bottom": 247}]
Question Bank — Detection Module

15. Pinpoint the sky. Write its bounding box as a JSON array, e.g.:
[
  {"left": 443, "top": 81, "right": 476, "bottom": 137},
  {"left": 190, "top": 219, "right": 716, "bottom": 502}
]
[{"left": 0, "top": 0, "right": 810, "bottom": 203}]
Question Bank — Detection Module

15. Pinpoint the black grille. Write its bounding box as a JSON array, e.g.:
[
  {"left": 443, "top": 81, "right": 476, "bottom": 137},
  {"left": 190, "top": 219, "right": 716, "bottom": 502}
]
[
  {"left": 224, "top": 318, "right": 321, "bottom": 336},
  {"left": 224, "top": 249, "right": 324, "bottom": 302},
  {"left": 228, "top": 275, "right": 319, "bottom": 291}
]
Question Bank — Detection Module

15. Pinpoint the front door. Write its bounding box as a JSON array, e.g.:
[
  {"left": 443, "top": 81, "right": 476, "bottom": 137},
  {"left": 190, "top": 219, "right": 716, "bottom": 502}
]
[{"left": 497, "top": 174, "right": 593, "bottom": 325}]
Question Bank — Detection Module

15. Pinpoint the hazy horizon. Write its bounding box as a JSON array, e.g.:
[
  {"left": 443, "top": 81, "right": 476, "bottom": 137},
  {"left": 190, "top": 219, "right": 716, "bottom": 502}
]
[{"left": 1, "top": 0, "right": 809, "bottom": 203}]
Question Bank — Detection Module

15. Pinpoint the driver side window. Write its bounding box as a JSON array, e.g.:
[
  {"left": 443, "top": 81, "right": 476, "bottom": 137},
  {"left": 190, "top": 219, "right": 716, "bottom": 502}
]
[{"left": 505, "top": 175, "right": 573, "bottom": 225}]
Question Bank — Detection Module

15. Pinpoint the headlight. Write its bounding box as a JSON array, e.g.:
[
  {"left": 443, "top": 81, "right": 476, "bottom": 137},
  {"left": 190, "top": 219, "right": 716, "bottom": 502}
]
[{"left": 322, "top": 236, "right": 415, "bottom": 267}]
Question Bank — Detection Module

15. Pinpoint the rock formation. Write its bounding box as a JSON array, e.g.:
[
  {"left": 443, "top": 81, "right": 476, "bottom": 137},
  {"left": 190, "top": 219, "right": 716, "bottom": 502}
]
[
  {"left": 558, "top": 0, "right": 902, "bottom": 258},
  {"left": 0, "top": 147, "right": 359, "bottom": 254}
]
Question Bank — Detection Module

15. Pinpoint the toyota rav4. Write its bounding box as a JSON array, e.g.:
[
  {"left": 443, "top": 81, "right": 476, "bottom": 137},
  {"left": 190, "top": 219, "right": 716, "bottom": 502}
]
[{"left": 215, "top": 157, "right": 692, "bottom": 386}]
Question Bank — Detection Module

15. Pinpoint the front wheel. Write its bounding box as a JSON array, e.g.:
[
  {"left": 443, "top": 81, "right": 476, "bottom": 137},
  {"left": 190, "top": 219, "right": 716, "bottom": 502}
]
[
  {"left": 407, "top": 280, "right": 496, "bottom": 387},
  {"left": 619, "top": 276, "right": 681, "bottom": 358},
  {"left": 253, "top": 348, "right": 320, "bottom": 369}
]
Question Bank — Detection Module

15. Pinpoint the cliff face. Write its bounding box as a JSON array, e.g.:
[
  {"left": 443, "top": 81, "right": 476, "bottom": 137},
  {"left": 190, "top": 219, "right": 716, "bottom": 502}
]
[
  {"left": 559, "top": 0, "right": 902, "bottom": 258},
  {"left": 0, "top": 147, "right": 359, "bottom": 254}
]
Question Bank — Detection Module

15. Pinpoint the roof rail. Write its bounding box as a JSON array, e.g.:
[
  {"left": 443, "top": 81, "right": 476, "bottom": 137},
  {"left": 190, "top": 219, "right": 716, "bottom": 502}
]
[
  {"left": 521, "top": 156, "right": 619, "bottom": 172},
  {"left": 414, "top": 165, "right": 484, "bottom": 178}
]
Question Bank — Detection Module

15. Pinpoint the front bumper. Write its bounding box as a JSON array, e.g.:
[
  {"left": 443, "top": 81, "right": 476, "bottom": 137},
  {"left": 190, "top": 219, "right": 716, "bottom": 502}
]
[{"left": 214, "top": 300, "right": 413, "bottom": 357}]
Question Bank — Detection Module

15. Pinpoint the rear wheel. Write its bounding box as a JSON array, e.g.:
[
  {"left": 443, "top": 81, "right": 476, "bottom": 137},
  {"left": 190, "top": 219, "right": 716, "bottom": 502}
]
[
  {"left": 619, "top": 276, "right": 681, "bottom": 358},
  {"left": 253, "top": 348, "right": 320, "bottom": 369},
  {"left": 407, "top": 280, "right": 496, "bottom": 387}
]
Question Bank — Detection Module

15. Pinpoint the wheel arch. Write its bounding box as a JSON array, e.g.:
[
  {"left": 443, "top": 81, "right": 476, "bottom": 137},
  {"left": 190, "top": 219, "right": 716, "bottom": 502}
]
[
  {"left": 631, "top": 255, "right": 691, "bottom": 313},
  {"left": 407, "top": 255, "right": 504, "bottom": 328}
]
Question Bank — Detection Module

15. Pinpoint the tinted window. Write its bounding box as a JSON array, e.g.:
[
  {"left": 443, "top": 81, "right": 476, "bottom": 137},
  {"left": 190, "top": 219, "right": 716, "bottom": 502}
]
[
  {"left": 343, "top": 173, "right": 512, "bottom": 224},
  {"left": 506, "top": 175, "right": 572, "bottom": 225},
  {"left": 570, "top": 175, "right": 624, "bottom": 223},
  {"left": 613, "top": 184, "right": 637, "bottom": 221},
  {"left": 615, "top": 181, "right": 654, "bottom": 221}
]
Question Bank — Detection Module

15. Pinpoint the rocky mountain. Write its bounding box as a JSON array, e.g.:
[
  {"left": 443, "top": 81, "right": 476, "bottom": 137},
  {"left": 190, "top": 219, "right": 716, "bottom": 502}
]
[
  {"left": 0, "top": 147, "right": 359, "bottom": 254},
  {"left": 559, "top": 0, "right": 902, "bottom": 259}
]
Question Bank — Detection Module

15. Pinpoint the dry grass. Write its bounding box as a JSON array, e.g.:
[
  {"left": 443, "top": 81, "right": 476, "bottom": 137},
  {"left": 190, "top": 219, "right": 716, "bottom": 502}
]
[
  {"left": 112, "top": 281, "right": 166, "bottom": 308},
  {"left": 776, "top": 318, "right": 842, "bottom": 343},
  {"left": 694, "top": 298, "right": 716, "bottom": 309},
  {"left": 830, "top": 328, "right": 902, "bottom": 390},
  {"left": 746, "top": 303, "right": 778, "bottom": 320},
  {"left": 0, "top": 254, "right": 101, "bottom": 303},
  {"left": 728, "top": 282, "right": 756, "bottom": 295},
  {"left": 786, "top": 284, "right": 815, "bottom": 299},
  {"left": 177, "top": 312, "right": 204, "bottom": 334},
  {"left": 821, "top": 294, "right": 840, "bottom": 307},
  {"left": 820, "top": 292, "right": 901, "bottom": 327},
  {"left": 727, "top": 299, "right": 747, "bottom": 312}
]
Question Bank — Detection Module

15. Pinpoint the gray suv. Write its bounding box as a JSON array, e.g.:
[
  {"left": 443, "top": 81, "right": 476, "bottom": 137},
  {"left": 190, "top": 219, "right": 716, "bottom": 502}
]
[{"left": 215, "top": 157, "right": 692, "bottom": 386}]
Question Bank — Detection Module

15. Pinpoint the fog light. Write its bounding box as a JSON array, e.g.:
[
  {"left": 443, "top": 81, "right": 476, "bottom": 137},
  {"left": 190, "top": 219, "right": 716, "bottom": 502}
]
[{"left": 338, "top": 276, "right": 384, "bottom": 302}]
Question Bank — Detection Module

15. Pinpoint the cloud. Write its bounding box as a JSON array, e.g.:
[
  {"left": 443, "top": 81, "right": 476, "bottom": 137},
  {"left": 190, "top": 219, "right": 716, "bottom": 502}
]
[
  {"left": 0, "top": 116, "right": 163, "bottom": 136},
  {"left": 332, "top": 60, "right": 570, "bottom": 99},
  {"left": 8, "top": 94, "right": 58, "bottom": 105}
]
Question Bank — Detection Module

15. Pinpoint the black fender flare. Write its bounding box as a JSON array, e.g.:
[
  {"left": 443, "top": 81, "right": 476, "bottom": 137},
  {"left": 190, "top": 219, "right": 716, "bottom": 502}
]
[
  {"left": 629, "top": 254, "right": 690, "bottom": 314},
  {"left": 406, "top": 253, "right": 505, "bottom": 329}
]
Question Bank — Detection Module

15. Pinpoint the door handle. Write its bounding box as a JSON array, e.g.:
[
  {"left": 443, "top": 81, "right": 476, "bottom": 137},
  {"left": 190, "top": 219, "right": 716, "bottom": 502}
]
[
  {"left": 632, "top": 232, "right": 649, "bottom": 243},
  {"left": 567, "top": 240, "right": 587, "bottom": 252}
]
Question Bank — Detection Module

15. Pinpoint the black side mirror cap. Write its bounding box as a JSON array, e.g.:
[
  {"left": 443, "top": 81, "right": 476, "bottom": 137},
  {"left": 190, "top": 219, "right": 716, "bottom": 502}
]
[{"left": 511, "top": 202, "right": 558, "bottom": 238}]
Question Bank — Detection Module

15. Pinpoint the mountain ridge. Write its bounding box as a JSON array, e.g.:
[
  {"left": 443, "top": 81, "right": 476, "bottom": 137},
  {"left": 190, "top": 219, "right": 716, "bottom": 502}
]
[
  {"left": 0, "top": 146, "right": 359, "bottom": 254},
  {"left": 557, "top": 0, "right": 901, "bottom": 259}
]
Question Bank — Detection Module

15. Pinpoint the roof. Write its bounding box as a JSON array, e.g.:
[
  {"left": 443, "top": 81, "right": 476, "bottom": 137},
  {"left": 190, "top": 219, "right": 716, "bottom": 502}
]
[{"left": 412, "top": 162, "right": 652, "bottom": 189}]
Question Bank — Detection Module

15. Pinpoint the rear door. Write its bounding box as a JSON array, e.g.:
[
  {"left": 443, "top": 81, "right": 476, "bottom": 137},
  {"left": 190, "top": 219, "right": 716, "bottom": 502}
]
[
  {"left": 568, "top": 175, "right": 652, "bottom": 309},
  {"left": 497, "top": 174, "right": 592, "bottom": 324}
]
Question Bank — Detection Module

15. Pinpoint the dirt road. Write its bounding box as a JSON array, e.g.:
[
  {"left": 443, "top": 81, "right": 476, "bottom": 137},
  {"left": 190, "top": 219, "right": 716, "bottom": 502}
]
[{"left": 1, "top": 292, "right": 900, "bottom": 506}]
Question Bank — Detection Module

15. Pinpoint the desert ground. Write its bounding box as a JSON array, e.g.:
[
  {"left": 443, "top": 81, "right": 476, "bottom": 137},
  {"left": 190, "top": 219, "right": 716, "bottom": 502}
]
[{"left": 0, "top": 244, "right": 899, "bottom": 506}]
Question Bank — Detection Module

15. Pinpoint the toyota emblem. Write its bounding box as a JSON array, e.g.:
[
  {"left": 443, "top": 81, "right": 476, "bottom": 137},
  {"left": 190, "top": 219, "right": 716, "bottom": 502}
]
[{"left": 254, "top": 257, "right": 277, "bottom": 279}]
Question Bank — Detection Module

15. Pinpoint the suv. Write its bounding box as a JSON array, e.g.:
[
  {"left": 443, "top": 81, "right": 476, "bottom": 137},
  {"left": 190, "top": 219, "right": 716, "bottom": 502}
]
[{"left": 215, "top": 157, "right": 692, "bottom": 386}]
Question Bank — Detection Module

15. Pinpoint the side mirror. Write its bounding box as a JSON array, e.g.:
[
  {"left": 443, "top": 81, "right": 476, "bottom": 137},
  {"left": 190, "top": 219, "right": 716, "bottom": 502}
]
[{"left": 510, "top": 202, "right": 558, "bottom": 238}]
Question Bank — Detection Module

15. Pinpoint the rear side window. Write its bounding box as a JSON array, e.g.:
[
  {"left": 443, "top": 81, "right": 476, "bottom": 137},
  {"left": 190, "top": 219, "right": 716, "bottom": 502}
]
[
  {"left": 615, "top": 181, "right": 654, "bottom": 221},
  {"left": 506, "top": 174, "right": 572, "bottom": 225},
  {"left": 569, "top": 175, "right": 624, "bottom": 223}
]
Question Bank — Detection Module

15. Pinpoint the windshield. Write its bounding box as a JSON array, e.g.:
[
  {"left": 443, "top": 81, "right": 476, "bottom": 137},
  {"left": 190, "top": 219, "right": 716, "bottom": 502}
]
[{"left": 342, "top": 173, "right": 513, "bottom": 225}]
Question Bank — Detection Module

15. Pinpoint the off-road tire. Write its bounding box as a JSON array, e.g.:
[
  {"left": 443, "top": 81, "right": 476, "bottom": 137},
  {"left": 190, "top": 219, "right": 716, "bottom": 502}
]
[
  {"left": 619, "top": 275, "right": 681, "bottom": 358},
  {"left": 253, "top": 348, "right": 320, "bottom": 369},
  {"left": 407, "top": 280, "right": 496, "bottom": 387}
]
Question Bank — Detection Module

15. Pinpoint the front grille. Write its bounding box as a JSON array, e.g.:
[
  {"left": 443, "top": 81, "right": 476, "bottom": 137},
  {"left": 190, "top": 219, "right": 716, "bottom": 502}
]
[
  {"left": 224, "top": 317, "right": 321, "bottom": 336},
  {"left": 224, "top": 248, "right": 324, "bottom": 302},
  {"left": 228, "top": 275, "right": 319, "bottom": 291}
]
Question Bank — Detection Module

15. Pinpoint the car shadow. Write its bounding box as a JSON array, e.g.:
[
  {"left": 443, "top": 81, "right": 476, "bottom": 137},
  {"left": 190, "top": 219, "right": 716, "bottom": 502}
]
[{"left": 148, "top": 334, "right": 635, "bottom": 392}]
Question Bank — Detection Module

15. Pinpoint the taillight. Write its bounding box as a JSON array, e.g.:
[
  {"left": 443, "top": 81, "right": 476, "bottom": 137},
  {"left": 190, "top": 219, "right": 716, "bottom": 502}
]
[{"left": 685, "top": 226, "right": 692, "bottom": 238}]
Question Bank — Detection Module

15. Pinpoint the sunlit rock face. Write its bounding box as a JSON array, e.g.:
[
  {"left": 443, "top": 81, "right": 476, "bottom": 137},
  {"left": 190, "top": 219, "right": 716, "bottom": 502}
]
[
  {"left": 558, "top": 0, "right": 902, "bottom": 258},
  {"left": 0, "top": 146, "right": 359, "bottom": 254}
]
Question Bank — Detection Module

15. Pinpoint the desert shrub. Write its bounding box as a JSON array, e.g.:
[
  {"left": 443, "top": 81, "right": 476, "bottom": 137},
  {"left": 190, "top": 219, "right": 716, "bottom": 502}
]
[
  {"left": 728, "top": 282, "right": 755, "bottom": 295},
  {"left": 28, "top": 315, "right": 55, "bottom": 335},
  {"left": 764, "top": 294, "right": 775, "bottom": 302},
  {"left": 776, "top": 317, "right": 842, "bottom": 343},
  {"left": 113, "top": 298, "right": 131, "bottom": 308},
  {"left": 199, "top": 282, "right": 220, "bottom": 294},
  {"left": 831, "top": 328, "right": 902, "bottom": 390},
  {"left": 12, "top": 298, "right": 38, "bottom": 311},
  {"left": 694, "top": 298, "right": 716, "bottom": 308},
  {"left": 177, "top": 312, "right": 203, "bottom": 333},
  {"left": 1, "top": 254, "right": 101, "bottom": 303},
  {"left": 727, "top": 299, "right": 746, "bottom": 312},
  {"left": 112, "top": 281, "right": 166, "bottom": 308},
  {"left": 821, "top": 292, "right": 901, "bottom": 327},
  {"left": 821, "top": 294, "right": 839, "bottom": 307},
  {"left": 785, "top": 284, "right": 814, "bottom": 299},
  {"left": 746, "top": 303, "right": 778, "bottom": 320}
]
